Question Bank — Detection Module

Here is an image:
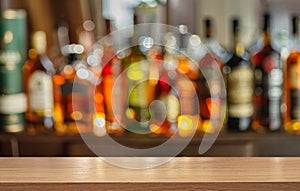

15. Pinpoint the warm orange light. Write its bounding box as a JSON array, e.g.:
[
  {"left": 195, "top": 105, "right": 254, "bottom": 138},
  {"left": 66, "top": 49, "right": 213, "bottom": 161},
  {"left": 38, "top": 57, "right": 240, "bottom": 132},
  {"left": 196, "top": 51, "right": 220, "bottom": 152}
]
[
  {"left": 94, "top": 93, "right": 104, "bottom": 104},
  {"left": 178, "top": 59, "right": 190, "bottom": 74},
  {"left": 53, "top": 75, "right": 65, "bottom": 85},
  {"left": 206, "top": 98, "right": 212, "bottom": 113}
]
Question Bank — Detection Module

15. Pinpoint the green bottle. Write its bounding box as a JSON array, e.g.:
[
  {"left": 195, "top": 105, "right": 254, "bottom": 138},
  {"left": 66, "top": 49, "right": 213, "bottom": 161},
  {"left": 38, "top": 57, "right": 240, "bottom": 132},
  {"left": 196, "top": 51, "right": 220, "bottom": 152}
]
[{"left": 0, "top": 9, "right": 27, "bottom": 133}]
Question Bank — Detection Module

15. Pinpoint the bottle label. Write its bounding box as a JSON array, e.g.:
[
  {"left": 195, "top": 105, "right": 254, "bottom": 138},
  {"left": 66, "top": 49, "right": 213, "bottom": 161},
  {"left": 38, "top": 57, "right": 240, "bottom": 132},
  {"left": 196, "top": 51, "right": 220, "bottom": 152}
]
[
  {"left": 289, "top": 64, "right": 300, "bottom": 89},
  {"left": 0, "top": 113, "right": 25, "bottom": 133},
  {"left": 289, "top": 63, "right": 300, "bottom": 120},
  {"left": 0, "top": 93, "right": 27, "bottom": 114},
  {"left": 290, "top": 90, "right": 300, "bottom": 120},
  {"left": 228, "top": 66, "right": 253, "bottom": 103},
  {"left": 254, "top": 52, "right": 282, "bottom": 129},
  {"left": 227, "top": 66, "right": 253, "bottom": 117},
  {"left": 29, "top": 71, "right": 54, "bottom": 113},
  {"left": 228, "top": 103, "right": 254, "bottom": 117}
]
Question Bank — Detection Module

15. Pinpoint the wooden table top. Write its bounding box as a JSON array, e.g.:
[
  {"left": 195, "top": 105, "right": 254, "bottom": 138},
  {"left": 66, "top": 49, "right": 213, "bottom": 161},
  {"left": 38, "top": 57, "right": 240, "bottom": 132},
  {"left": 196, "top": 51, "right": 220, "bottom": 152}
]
[{"left": 0, "top": 157, "right": 300, "bottom": 190}]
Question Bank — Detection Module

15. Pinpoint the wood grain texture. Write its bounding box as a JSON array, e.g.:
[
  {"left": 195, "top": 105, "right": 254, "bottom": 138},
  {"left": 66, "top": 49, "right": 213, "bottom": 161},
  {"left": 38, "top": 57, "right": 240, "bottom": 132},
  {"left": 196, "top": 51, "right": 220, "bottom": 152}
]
[
  {"left": 0, "top": 157, "right": 300, "bottom": 183},
  {"left": 1, "top": 183, "right": 300, "bottom": 191}
]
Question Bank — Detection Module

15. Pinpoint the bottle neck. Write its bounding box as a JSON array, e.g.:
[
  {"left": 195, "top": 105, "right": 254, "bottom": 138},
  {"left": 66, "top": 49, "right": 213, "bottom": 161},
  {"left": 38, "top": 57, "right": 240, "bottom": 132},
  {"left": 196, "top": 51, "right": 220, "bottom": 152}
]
[
  {"left": 292, "top": 33, "right": 299, "bottom": 51},
  {"left": 233, "top": 32, "right": 244, "bottom": 57},
  {"left": 263, "top": 14, "right": 272, "bottom": 47},
  {"left": 292, "top": 16, "right": 299, "bottom": 51},
  {"left": 263, "top": 30, "right": 271, "bottom": 47}
]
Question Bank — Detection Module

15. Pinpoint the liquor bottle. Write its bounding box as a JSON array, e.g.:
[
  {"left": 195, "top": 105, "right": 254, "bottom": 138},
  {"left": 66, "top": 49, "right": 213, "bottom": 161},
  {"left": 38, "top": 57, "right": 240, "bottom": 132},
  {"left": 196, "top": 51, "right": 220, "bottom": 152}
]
[
  {"left": 203, "top": 18, "right": 228, "bottom": 65},
  {"left": 284, "top": 15, "right": 300, "bottom": 134},
  {"left": 97, "top": 19, "right": 124, "bottom": 135},
  {"left": 176, "top": 25, "right": 200, "bottom": 137},
  {"left": 226, "top": 18, "right": 254, "bottom": 132},
  {"left": 148, "top": 32, "right": 180, "bottom": 136},
  {"left": 23, "top": 31, "right": 55, "bottom": 133},
  {"left": 121, "top": 15, "right": 153, "bottom": 134},
  {"left": 196, "top": 18, "right": 226, "bottom": 133},
  {"left": 53, "top": 23, "right": 93, "bottom": 134},
  {"left": 148, "top": 34, "right": 172, "bottom": 136},
  {"left": 0, "top": 10, "right": 27, "bottom": 133},
  {"left": 251, "top": 13, "right": 283, "bottom": 132}
]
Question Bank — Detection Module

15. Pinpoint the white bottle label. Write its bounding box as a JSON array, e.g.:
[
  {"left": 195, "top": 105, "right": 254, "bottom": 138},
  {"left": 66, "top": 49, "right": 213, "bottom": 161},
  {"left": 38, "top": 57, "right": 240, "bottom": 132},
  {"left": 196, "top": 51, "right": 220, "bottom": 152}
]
[
  {"left": 0, "top": 93, "right": 27, "bottom": 114},
  {"left": 29, "top": 71, "right": 54, "bottom": 112}
]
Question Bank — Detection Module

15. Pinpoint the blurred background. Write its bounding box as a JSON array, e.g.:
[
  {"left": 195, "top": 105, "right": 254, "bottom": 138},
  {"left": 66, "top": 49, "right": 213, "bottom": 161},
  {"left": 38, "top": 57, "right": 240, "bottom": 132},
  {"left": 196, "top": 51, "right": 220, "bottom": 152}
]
[
  {"left": 1, "top": 0, "right": 299, "bottom": 50},
  {"left": 1, "top": 0, "right": 300, "bottom": 157}
]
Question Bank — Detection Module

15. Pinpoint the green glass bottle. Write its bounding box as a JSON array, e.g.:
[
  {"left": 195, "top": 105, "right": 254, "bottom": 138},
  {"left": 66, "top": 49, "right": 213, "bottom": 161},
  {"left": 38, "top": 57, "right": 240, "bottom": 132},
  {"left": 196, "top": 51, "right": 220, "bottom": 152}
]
[{"left": 0, "top": 9, "right": 27, "bottom": 133}]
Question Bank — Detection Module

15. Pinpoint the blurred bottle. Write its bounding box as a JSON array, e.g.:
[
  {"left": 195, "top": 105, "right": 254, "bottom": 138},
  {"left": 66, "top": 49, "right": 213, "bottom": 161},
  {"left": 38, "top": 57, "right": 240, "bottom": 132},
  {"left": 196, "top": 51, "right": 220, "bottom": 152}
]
[
  {"left": 225, "top": 18, "right": 254, "bottom": 132},
  {"left": 53, "top": 23, "right": 93, "bottom": 135},
  {"left": 147, "top": 33, "right": 173, "bottom": 136},
  {"left": 202, "top": 18, "right": 228, "bottom": 65},
  {"left": 176, "top": 25, "right": 200, "bottom": 137},
  {"left": 196, "top": 18, "right": 226, "bottom": 133},
  {"left": 121, "top": 14, "right": 153, "bottom": 134},
  {"left": 251, "top": 13, "right": 283, "bottom": 132},
  {"left": 284, "top": 15, "right": 300, "bottom": 134},
  {"left": 23, "top": 31, "right": 55, "bottom": 133},
  {"left": 97, "top": 19, "right": 124, "bottom": 135},
  {"left": 0, "top": 9, "right": 27, "bottom": 133}
]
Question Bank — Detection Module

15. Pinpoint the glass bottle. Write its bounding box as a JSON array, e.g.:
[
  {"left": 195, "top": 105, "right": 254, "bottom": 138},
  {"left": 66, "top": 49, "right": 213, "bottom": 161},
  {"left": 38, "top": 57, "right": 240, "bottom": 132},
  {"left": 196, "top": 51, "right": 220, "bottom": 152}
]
[
  {"left": 284, "top": 15, "right": 300, "bottom": 134},
  {"left": 226, "top": 18, "right": 254, "bottom": 132},
  {"left": 148, "top": 33, "right": 174, "bottom": 137},
  {"left": 121, "top": 15, "right": 153, "bottom": 134},
  {"left": 97, "top": 19, "right": 124, "bottom": 135},
  {"left": 176, "top": 25, "right": 200, "bottom": 137},
  {"left": 251, "top": 13, "right": 283, "bottom": 132},
  {"left": 53, "top": 23, "right": 93, "bottom": 135},
  {"left": 196, "top": 18, "right": 226, "bottom": 133},
  {"left": 23, "top": 31, "right": 55, "bottom": 133},
  {"left": 0, "top": 9, "right": 27, "bottom": 133}
]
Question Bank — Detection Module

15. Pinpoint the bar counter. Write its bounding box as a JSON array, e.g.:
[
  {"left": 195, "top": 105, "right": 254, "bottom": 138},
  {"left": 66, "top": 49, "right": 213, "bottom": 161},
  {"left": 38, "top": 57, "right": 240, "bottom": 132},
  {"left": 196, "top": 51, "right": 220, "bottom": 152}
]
[{"left": 0, "top": 157, "right": 300, "bottom": 190}]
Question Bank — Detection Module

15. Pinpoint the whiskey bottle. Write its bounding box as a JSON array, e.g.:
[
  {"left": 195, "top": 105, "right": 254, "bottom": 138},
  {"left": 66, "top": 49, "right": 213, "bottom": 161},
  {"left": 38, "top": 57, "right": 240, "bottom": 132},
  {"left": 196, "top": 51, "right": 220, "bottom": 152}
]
[
  {"left": 176, "top": 25, "right": 200, "bottom": 137},
  {"left": 251, "top": 13, "right": 283, "bottom": 132},
  {"left": 226, "top": 18, "right": 254, "bottom": 132},
  {"left": 0, "top": 10, "right": 27, "bottom": 133},
  {"left": 23, "top": 31, "right": 55, "bottom": 133},
  {"left": 284, "top": 15, "right": 300, "bottom": 134},
  {"left": 53, "top": 24, "right": 93, "bottom": 134},
  {"left": 196, "top": 18, "right": 226, "bottom": 133},
  {"left": 121, "top": 15, "right": 153, "bottom": 134},
  {"left": 149, "top": 32, "right": 180, "bottom": 137},
  {"left": 98, "top": 19, "right": 124, "bottom": 135},
  {"left": 148, "top": 35, "right": 172, "bottom": 136}
]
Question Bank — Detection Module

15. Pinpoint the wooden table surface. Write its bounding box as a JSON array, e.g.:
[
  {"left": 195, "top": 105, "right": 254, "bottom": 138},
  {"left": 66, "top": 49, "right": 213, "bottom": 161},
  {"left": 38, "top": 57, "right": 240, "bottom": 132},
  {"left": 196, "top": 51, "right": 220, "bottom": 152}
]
[{"left": 0, "top": 157, "right": 300, "bottom": 190}]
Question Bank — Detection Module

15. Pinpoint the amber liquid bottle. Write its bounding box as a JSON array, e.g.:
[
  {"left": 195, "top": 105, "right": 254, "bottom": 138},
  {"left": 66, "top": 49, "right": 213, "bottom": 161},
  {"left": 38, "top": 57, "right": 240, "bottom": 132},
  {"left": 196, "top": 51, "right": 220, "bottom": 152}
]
[
  {"left": 197, "top": 19, "right": 225, "bottom": 133},
  {"left": 147, "top": 43, "right": 172, "bottom": 136},
  {"left": 176, "top": 25, "right": 200, "bottom": 137},
  {"left": 284, "top": 16, "right": 300, "bottom": 134},
  {"left": 98, "top": 19, "right": 124, "bottom": 135},
  {"left": 53, "top": 24, "right": 93, "bottom": 134},
  {"left": 120, "top": 15, "right": 153, "bottom": 134},
  {"left": 23, "top": 31, "right": 55, "bottom": 133},
  {"left": 251, "top": 13, "right": 283, "bottom": 132},
  {"left": 226, "top": 19, "right": 254, "bottom": 132}
]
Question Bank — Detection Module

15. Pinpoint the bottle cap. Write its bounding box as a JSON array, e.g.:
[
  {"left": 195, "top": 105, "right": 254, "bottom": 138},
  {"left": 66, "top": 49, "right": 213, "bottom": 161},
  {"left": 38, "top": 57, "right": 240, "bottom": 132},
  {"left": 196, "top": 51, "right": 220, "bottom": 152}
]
[
  {"left": 204, "top": 18, "right": 213, "bottom": 38},
  {"left": 232, "top": 18, "right": 239, "bottom": 35},
  {"left": 32, "top": 31, "right": 47, "bottom": 54},
  {"left": 292, "top": 15, "right": 299, "bottom": 35},
  {"left": 263, "top": 13, "right": 271, "bottom": 31}
]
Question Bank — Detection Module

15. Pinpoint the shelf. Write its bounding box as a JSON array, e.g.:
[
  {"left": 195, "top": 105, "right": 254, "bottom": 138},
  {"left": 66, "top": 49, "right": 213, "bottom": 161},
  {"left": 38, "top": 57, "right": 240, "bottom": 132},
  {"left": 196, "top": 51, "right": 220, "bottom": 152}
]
[
  {"left": 1, "top": 132, "right": 300, "bottom": 157},
  {"left": 0, "top": 157, "right": 300, "bottom": 190}
]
